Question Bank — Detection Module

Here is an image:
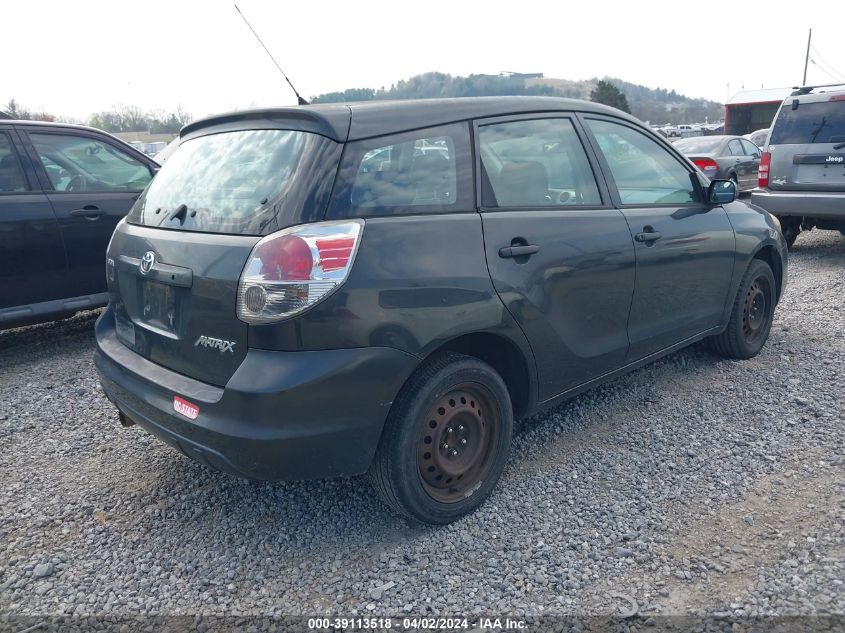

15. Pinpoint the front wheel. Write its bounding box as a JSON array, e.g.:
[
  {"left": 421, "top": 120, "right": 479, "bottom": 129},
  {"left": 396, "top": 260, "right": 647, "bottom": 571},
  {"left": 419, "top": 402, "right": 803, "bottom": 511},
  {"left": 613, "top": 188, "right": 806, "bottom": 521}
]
[
  {"left": 369, "top": 352, "right": 513, "bottom": 524},
  {"left": 708, "top": 259, "right": 776, "bottom": 359}
]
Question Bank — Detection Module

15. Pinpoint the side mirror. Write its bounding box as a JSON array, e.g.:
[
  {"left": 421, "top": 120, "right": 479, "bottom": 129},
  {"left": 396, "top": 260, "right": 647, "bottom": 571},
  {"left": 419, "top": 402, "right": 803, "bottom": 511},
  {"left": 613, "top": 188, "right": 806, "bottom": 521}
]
[{"left": 708, "top": 179, "right": 736, "bottom": 205}]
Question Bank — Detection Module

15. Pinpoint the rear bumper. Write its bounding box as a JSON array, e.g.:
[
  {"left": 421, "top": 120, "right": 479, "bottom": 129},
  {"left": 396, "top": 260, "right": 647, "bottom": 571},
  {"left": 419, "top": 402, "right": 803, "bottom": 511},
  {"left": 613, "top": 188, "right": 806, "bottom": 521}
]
[
  {"left": 751, "top": 188, "right": 845, "bottom": 219},
  {"left": 94, "top": 309, "right": 418, "bottom": 480}
]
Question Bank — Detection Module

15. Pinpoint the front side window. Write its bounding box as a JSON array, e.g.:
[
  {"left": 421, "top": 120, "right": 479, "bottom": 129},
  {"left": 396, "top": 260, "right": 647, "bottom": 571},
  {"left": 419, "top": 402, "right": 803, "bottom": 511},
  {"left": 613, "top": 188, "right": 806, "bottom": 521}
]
[
  {"left": 0, "top": 133, "right": 27, "bottom": 193},
  {"left": 741, "top": 139, "right": 760, "bottom": 156},
  {"left": 29, "top": 133, "right": 152, "bottom": 193},
  {"left": 478, "top": 118, "right": 601, "bottom": 208},
  {"left": 587, "top": 119, "right": 698, "bottom": 205},
  {"left": 329, "top": 123, "right": 472, "bottom": 218}
]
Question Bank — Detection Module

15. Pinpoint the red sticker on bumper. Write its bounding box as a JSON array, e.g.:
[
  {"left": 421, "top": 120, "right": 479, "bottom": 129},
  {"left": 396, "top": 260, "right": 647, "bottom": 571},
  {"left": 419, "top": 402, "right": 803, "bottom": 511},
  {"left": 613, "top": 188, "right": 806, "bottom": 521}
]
[{"left": 173, "top": 396, "right": 199, "bottom": 420}]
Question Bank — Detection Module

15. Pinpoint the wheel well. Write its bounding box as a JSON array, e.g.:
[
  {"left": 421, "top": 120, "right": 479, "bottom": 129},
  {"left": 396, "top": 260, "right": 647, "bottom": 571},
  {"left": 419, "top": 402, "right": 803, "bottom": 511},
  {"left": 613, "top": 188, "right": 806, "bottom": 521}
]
[
  {"left": 428, "top": 333, "right": 532, "bottom": 420},
  {"left": 753, "top": 245, "right": 783, "bottom": 302}
]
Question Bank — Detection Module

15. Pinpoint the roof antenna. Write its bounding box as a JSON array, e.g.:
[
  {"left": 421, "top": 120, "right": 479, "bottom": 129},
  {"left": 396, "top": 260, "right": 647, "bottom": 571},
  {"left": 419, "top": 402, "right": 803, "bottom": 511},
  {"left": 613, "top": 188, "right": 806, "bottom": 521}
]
[{"left": 233, "top": 4, "right": 309, "bottom": 106}]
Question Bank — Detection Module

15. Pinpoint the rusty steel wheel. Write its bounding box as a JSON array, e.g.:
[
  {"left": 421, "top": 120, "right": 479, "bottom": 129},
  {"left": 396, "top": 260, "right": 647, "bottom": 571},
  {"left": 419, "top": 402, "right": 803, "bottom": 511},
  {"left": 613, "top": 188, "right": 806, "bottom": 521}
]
[
  {"left": 708, "top": 259, "right": 776, "bottom": 360},
  {"left": 369, "top": 352, "right": 513, "bottom": 524},
  {"left": 741, "top": 276, "right": 771, "bottom": 347},
  {"left": 416, "top": 384, "right": 501, "bottom": 503}
]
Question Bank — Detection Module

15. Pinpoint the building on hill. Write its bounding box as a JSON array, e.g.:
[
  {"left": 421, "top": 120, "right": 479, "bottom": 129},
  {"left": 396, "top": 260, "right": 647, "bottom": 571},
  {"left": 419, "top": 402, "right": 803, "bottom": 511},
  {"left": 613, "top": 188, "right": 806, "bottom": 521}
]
[{"left": 724, "top": 88, "right": 792, "bottom": 136}]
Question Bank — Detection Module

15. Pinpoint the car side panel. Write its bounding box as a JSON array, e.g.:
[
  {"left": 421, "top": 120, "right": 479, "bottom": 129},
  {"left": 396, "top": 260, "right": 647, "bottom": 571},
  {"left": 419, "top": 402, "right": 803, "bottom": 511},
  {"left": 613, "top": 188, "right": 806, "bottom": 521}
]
[
  {"left": 720, "top": 199, "right": 788, "bottom": 318},
  {"left": 246, "top": 213, "right": 539, "bottom": 406}
]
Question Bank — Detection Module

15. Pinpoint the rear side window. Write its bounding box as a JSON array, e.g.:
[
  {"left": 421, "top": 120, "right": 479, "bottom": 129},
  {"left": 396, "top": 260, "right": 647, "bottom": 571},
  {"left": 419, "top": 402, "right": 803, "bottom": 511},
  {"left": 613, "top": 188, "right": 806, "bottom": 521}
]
[
  {"left": 128, "top": 129, "right": 341, "bottom": 235},
  {"left": 0, "top": 133, "right": 27, "bottom": 193},
  {"left": 586, "top": 118, "right": 699, "bottom": 205},
  {"left": 727, "top": 139, "right": 745, "bottom": 156},
  {"left": 29, "top": 133, "right": 152, "bottom": 193},
  {"left": 770, "top": 100, "right": 845, "bottom": 144},
  {"left": 328, "top": 123, "right": 473, "bottom": 218},
  {"left": 478, "top": 118, "right": 601, "bottom": 208}
]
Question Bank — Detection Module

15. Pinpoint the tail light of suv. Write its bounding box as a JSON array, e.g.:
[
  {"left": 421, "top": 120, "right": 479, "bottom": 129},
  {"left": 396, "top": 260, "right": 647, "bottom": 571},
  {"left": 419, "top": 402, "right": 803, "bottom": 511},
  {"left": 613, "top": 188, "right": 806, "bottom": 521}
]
[
  {"left": 758, "top": 151, "right": 771, "bottom": 188},
  {"left": 237, "top": 220, "right": 364, "bottom": 324}
]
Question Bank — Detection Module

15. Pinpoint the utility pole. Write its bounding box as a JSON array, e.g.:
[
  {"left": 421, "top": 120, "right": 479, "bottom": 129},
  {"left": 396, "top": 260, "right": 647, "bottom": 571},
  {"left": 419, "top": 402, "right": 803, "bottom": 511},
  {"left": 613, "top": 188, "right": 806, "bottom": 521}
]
[{"left": 802, "top": 28, "right": 812, "bottom": 86}]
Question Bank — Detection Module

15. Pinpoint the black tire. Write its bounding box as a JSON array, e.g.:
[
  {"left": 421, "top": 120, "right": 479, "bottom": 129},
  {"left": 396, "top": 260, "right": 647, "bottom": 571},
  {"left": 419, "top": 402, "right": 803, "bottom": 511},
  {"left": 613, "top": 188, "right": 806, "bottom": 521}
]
[
  {"left": 778, "top": 216, "right": 801, "bottom": 249},
  {"left": 369, "top": 352, "right": 513, "bottom": 525},
  {"left": 708, "top": 259, "right": 776, "bottom": 359}
]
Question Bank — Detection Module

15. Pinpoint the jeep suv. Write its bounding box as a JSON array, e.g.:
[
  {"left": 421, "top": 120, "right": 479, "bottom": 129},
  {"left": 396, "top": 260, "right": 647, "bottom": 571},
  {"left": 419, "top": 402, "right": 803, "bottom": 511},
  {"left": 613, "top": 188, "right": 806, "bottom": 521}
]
[
  {"left": 95, "top": 97, "right": 787, "bottom": 524},
  {"left": 751, "top": 84, "right": 845, "bottom": 247}
]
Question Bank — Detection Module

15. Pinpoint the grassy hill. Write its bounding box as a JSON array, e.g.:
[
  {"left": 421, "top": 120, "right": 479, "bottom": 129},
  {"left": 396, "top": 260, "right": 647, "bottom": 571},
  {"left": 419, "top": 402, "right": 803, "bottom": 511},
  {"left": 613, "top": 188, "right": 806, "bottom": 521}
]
[{"left": 311, "top": 72, "right": 723, "bottom": 125}]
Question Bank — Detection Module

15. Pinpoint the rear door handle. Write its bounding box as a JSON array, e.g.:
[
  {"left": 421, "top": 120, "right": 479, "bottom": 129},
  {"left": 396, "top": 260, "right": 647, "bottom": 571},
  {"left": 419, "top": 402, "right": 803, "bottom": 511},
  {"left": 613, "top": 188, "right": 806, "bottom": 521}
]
[
  {"left": 634, "top": 230, "right": 662, "bottom": 244},
  {"left": 71, "top": 205, "right": 105, "bottom": 219},
  {"left": 499, "top": 244, "right": 540, "bottom": 258}
]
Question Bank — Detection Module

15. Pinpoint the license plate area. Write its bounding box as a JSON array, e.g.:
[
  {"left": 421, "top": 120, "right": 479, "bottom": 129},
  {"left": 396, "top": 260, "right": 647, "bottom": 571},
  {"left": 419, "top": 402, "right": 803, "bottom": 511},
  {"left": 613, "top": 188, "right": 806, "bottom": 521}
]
[
  {"left": 114, "top": 314, "right": 136, "bottom": 347},
  {"left": 140, "top": 280, "right": 178, "bottom": 335}
]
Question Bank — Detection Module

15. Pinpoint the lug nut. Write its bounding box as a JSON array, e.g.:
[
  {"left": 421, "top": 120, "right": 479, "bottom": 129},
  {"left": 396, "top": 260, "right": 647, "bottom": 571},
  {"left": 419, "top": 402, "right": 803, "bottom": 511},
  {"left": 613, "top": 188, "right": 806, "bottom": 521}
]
[
  {"left": 460, "top": 438, "right": 467, "bottom": 445},
  {"left": 451, "top": 449, "right": 458, "bottom": 456},
  {"left": 443, "top": 443, "right": 449, "bottom": 450},
  {"left": 446, "top": 427, "right": 453, "bottom": 434},
  {"left": 458, "top": 425, "right": 464, "bottom": 431}
]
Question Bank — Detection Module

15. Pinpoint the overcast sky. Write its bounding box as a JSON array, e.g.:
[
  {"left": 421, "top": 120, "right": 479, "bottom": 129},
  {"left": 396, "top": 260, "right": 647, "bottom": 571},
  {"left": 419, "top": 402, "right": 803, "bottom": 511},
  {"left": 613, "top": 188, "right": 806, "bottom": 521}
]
[{"left": 3, "top": 0, "right": 844, "bottom": 120}]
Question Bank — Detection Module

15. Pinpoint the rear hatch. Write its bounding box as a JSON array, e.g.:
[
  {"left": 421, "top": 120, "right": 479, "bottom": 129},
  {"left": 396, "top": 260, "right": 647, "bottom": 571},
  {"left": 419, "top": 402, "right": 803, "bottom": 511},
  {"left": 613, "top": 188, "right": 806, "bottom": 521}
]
[
  {"left": 108, "top": 125, "right": 342, "bottom": 386},
  {"left": 768, "top": 96, "right": 845, "bottom": 191}
]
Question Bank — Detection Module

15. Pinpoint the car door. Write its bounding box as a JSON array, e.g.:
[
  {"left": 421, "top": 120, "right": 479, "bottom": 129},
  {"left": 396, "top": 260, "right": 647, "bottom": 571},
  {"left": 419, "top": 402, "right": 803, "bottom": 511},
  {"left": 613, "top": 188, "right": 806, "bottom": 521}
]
[
  {"left": 0, "top": 128, "right": 68, "bottom": 316},
  {"left": 740, "top": 139, "right": 762, "bottom": 190},
  {"left": 19, "top": 127, "right": 155, "bottom": 299},
  {"left": 582, "top": 116, "right": 735, "bottom": 362},
  {"left": 726, "top": 138, "right": 754, "bottom": 189},
  {"left": 476, "top": 115, "right": 636, "bottom": 400}
]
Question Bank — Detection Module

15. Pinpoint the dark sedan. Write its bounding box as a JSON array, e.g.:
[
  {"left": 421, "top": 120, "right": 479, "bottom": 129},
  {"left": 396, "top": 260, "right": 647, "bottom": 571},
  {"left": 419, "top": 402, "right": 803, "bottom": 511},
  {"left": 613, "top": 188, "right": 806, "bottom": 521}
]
[{"left": 674, "top": 135, "right": 761, "bottom": 192}]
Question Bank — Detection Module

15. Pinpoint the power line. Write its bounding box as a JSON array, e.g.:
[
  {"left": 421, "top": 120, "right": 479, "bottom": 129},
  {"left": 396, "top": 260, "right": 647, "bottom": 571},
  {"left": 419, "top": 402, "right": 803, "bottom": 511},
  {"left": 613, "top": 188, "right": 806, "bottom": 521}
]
[
  {"left": 810, "top": 45, "right": 845, "bottom": 79},
  {"left": 809, "top": 57, "right": 845, "bottom": 83}
]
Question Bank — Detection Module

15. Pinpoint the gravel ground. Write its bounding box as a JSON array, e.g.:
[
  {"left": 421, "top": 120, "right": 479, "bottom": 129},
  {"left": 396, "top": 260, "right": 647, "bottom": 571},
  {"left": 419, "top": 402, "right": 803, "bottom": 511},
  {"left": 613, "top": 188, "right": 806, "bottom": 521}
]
[{"left": 1, "top": 229, "right": 843, "bottom": 631}]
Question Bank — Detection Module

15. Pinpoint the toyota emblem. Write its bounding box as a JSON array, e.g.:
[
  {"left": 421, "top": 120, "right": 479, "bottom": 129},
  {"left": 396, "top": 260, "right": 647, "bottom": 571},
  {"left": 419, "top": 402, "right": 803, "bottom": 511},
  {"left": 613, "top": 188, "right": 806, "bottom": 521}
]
[{"left": 140, "top": 251, "right": 156, "bottom": 275}]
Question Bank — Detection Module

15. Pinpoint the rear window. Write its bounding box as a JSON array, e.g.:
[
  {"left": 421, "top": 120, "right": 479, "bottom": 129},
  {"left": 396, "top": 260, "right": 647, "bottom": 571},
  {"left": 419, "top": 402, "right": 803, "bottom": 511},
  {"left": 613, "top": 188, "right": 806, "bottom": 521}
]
[
  {"left": 770, "top": 99, "right": 845, "bottom": 145},
  {"left": 673, "top": 137, "right": 724, "bottom": 154},
  {"left": 127, "top": 129, "right": 341, "bottom": 235}
]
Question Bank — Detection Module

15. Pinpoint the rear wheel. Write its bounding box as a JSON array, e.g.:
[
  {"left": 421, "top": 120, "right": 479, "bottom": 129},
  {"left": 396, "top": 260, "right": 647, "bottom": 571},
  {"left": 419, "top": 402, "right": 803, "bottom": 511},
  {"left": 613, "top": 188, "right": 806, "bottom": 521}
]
[
  {"left": 708, "top": 259, "right": 776, "bottom": 359},
  {"left": 369, "top": 352, "right": 513, "bottom": 524},
  {"left": 778, "top": 216, "right": 801, "bottom": 249}
]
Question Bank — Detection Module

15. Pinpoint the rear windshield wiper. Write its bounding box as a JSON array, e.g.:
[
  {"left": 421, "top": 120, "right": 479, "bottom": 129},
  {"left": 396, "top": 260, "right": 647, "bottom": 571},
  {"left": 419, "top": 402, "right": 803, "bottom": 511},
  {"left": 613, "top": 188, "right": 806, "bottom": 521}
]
[
  {"left": 154, "top": 203, "right": 190, "bottom": 227},
  {"left": 833, "top": 141, "right": 845, "bottom": 150}
]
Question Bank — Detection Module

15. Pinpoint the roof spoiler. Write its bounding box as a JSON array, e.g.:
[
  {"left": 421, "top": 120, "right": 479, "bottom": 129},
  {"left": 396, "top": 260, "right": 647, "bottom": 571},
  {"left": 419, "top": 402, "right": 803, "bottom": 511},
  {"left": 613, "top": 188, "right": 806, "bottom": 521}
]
[{"left": 790, "top": 82, "right": 845, "bottom": 96}]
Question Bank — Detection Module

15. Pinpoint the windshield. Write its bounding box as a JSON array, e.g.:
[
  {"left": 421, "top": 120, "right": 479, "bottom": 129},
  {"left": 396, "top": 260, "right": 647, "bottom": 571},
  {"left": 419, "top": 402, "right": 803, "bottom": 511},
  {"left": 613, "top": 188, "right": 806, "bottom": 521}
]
[
  {"left": 770, "top": 100, "right": 845, "bottom": 145},
  {"left": 127, "top": 129, "right": 338, "bottom": 235},
  {"left": 673, "top": 137, "right": 724, "bottom": 154}
]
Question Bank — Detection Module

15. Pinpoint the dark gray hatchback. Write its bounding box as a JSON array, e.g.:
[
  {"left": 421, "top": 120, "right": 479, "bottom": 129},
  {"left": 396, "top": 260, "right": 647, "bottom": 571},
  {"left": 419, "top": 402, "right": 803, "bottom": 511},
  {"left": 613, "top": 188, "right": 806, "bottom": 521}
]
[{"left": 95, "top": 97, "right": 787, "bottom": 524}]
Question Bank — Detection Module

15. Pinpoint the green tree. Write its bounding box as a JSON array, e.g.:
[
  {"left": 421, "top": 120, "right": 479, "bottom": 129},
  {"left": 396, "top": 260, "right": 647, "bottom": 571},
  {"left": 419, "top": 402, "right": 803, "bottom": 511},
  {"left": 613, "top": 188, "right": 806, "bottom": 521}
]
[
  {"left": 5, "top": 99, "right": 22, "bottom": 118},
  {"left": 589, "top": 80, "right": 631, "bottom": 113}
]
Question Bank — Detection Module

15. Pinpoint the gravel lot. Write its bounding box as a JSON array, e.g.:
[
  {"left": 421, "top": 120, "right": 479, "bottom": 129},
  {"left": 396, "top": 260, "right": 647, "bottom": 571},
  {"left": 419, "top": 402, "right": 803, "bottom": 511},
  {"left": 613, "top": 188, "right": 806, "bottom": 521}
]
[{"left": 1, "top": 229, "right": 843, "bottom": 631}]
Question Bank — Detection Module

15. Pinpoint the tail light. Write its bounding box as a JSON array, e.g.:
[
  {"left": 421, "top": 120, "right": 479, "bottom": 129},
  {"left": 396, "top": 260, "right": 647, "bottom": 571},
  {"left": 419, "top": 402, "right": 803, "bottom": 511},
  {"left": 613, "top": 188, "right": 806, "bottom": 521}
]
[
  {"left": 692, "top": 158, "right": 719, "bottom": 174},
  {"left": 237, "top": 220, "right": 364, "bottom": 324},
  {"left": 758, "top": 152, "right": 771, "bottom": 188}
]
